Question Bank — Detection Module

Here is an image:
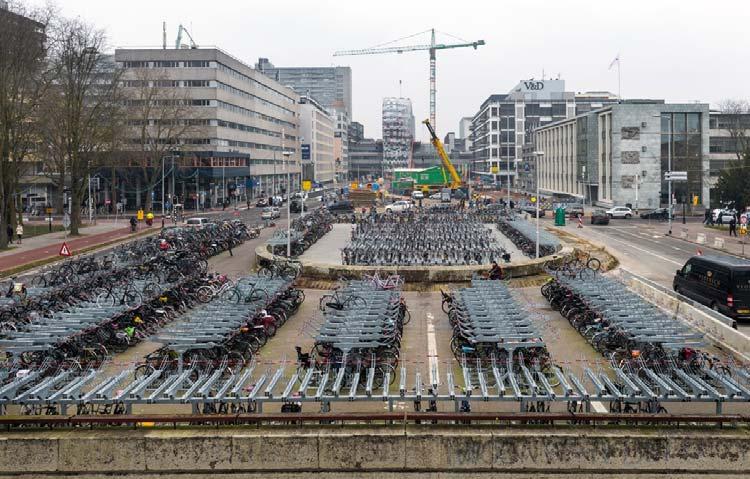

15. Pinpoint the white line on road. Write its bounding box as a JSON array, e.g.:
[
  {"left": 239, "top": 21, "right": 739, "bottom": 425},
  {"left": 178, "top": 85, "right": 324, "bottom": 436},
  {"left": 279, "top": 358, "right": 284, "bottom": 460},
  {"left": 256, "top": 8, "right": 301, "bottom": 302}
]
[
  {"left": 587, "top": 229, "right": 683, "bottom": 266},
  {"left": 426, "top": 312, "right": 440, "bottom": 386}
]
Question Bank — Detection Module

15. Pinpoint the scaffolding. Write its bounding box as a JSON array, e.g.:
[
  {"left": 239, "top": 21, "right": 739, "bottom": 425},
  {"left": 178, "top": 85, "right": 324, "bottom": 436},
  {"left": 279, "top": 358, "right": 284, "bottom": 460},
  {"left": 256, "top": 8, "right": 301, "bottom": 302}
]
[{"left": 382, "top": 97, "right": 415, "bottom": 174}]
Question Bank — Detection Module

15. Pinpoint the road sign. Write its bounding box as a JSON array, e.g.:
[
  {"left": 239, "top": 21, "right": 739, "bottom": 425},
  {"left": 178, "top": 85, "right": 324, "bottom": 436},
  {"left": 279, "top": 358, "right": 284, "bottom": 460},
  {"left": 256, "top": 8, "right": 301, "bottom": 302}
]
[
  {"left": 302, "top": 180, "right": 312, "bottom": 192},
  {"left": 491, "top": 166, "right": 499, "bottom": 174},
  {"left": 301, "top": 144, "right": 311, "bottom": 160},
  {"left": 530, "top": 196, "right": 537, "bottom": 204},
  {"left": 59, "top": 242, "right": 72, "bottom": 257},
  {"left": 664, "top": 171, "right": 688, "bottom": 181},
  {"left": 62, "top": 214, "right": 70, "bottom": 229}
]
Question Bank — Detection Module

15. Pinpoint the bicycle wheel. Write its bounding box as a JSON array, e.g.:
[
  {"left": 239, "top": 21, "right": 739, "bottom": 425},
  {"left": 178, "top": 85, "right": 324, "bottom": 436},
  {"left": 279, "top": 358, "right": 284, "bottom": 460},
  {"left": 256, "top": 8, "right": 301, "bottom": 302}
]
[
  {"left": 134, "top": 364, "right": 155, "bottom": 380},
  {"left": 196, "top": 286, "right": 214, "bottom": 303},
  {"left": 281, "top": 265, "right": 300, "bottom": 280},
  {"left": 258, "top": 266, "right": 274, "bottom": 279},
  {"left": 343, "top": 295, "right": 367, "bottom": 309},
  {"left": 123, "top": 289, "right": 143, "bottom": 308},
  {"left": 586, "top": 257, "right": 602, "bottom": 271},
  {"left": 96, "top": 292, "right": 115, "bottom": 308},
  {"left": 221, "top": 287, "right": 241, "bottom": 304},
  {"left": 579, "top": 268, "right": 596, "bottom": 281},
  {"left": 401, "top": 307, "right": 411, "bottom": 325},
  {"left": 247, "top": 288, "right": 269, "bottom": 304}
]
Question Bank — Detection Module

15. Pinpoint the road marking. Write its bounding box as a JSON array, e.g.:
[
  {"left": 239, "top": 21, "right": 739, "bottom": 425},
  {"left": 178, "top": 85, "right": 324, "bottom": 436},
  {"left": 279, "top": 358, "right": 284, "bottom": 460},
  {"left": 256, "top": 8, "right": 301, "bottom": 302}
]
[
  {"left": 591, "top": 401, "right": 607, "bottom": 413},
  {"left": 426, "top": 312, "right": 440, "bottom": 386},
  {"left": 585, "top": 229, "right": 683, "bottom": 266}
]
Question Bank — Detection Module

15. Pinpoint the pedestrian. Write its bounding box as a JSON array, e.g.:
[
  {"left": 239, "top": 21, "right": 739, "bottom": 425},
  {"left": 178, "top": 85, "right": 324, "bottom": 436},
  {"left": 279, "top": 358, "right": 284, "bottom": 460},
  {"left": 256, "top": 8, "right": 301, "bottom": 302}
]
[
  {"left": 729, "top": 216, "right": 738, "bottom": 237},
  {"left": 703, "top": 209, "right": 711, "bottom": 225},
  {"left": 15, "top": 223, "right": 23, "bottom": 244},
  {"left": 227, "top": 240, "right": 233, "bottom": 257},
  {"left": 717, "top": 212, "right": 723, "bottom": 226},
  {"left": 6, "top": 224, "right": 12, "bottom": 244}
]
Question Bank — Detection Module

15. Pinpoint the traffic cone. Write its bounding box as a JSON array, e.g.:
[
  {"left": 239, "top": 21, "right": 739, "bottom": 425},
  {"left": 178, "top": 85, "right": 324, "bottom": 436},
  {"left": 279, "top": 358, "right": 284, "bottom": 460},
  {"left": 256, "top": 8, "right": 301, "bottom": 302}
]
[{"left": 577, "top": 216, "right": 583, "bottom": 228}]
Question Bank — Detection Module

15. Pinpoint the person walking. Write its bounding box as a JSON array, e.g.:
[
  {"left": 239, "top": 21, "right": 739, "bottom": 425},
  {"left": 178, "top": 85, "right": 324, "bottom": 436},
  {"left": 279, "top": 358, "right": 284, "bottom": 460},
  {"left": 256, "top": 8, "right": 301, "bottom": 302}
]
[
  {"left": 729, "top": 215, "right": 738, "bottom": 237},
  {"left": 15, "top": 223, "right": 23, "bottom": 244},
  {"left": 6, "top": 225, "right": 12, "bottom": 244}
]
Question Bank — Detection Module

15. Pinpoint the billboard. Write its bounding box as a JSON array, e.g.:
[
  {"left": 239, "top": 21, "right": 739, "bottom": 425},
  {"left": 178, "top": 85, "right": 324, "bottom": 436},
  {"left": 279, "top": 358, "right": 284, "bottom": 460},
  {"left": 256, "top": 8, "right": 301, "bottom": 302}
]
[{"left": 301, "top": 144, "right": 311, "bottom": 160}]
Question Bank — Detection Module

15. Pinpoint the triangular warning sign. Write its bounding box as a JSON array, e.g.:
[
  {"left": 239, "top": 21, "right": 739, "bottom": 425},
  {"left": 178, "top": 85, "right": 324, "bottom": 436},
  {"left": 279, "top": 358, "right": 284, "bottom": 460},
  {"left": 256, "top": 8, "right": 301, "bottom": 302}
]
[{"left": 59, "top": 242, "right": 72, "bottom": 257}]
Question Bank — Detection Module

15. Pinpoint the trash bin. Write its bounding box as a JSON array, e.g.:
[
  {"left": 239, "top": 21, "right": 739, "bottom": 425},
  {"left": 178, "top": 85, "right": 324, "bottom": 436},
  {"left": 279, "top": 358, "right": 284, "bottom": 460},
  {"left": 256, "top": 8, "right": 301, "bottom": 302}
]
[{"left": 555, "top": 207, "right": 566, "bottom": 226}]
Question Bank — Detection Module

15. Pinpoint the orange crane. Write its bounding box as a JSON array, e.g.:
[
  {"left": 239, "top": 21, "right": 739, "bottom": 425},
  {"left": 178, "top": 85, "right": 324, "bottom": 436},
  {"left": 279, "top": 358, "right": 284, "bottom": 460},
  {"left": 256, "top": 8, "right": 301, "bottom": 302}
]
[
  {"left": 334, "top": 29, "right": 484, "bottom": 131},
  {"left": 423, "top": 119, "right": 462, "bottom": 189}
]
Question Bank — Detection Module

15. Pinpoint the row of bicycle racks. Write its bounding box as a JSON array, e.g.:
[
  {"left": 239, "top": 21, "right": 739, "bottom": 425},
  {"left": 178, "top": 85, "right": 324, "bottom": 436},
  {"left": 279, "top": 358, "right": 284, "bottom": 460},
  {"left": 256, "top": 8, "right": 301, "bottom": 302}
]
[{"left": 2, "top": 274, "right": 750, "bottom": 416}]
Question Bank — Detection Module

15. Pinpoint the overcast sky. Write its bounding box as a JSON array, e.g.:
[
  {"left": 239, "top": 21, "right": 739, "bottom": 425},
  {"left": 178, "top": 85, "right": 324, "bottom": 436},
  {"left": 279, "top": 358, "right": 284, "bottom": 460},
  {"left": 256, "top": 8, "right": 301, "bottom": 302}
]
[{"left": 33, "top": 0, "right": 750, "bottom": 141}]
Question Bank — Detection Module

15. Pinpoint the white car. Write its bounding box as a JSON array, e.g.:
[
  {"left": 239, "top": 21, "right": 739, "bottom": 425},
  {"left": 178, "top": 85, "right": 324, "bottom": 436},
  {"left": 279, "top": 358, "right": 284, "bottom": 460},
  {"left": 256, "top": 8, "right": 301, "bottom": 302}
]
[
  {"left": 185, "top": 217, "right": 209, "bottom": 229},
  {"left": 411, "top": 190, "right": 424, "bottom": 200},
  {"left": 261, "top": 207, "right": 280, "bottom": 220},
  {"left": 429, "top": 193, "right": 442, "bottom": 200},
  {"left": 385, "top": 200, "right": 413, "bottom": 213},
  {"left": 605, "top": 206, "right": 633, "bottom": 219}
]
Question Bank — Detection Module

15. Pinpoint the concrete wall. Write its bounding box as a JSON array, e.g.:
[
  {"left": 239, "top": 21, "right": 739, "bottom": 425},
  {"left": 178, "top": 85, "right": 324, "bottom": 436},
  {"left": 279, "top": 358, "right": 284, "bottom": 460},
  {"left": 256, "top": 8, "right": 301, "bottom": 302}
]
[
  {"left": 256, "top": 245, "right": 572, "bottom": 282},
  {"left": 1, "top": 427, "right": 749, "bottom": 476}
]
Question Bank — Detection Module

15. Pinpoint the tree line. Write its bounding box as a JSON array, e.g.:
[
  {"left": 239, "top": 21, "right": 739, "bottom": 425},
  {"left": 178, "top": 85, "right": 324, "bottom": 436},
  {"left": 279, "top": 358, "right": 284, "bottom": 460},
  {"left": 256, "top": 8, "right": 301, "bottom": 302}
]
[{"left": 0, "top": 1, "right": 197, "bottom": 248}]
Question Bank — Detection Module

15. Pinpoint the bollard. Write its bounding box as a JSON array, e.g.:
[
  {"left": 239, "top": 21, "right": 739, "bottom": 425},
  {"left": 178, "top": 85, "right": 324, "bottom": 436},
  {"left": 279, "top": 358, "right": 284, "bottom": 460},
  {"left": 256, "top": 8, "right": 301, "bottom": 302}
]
[
  {"left": 713, "top": 237, "right": 725, "bottom": 249},
  {"left": 679, "top": 229, "right": 688, "bottom": 239},
  {"left": 696, "top": 233, "right": 706, "bottom": 244}
]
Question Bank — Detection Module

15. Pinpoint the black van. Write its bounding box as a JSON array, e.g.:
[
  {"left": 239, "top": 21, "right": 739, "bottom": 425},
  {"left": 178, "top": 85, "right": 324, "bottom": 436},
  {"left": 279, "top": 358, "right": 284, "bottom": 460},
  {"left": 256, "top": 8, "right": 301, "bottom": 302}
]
[{"left": 673, "top": 254, "right": 750, "bottom": 321}]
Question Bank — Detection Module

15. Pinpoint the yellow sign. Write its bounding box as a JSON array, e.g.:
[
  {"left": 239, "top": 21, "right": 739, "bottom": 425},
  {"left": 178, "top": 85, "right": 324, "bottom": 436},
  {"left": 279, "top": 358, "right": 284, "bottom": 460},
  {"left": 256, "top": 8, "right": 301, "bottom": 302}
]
[
  {"left": 530, "top": 196, "right": 537, "bottom": 204},
  {"left": 350, "top": 182, "right": 358, "bottom": 190},
  {"left": 692, "top": 195, "right": 699, "bottom": 206},
  {"left": 741, "top": 226, "right": 747, "bottom": 235},
  {"left": 491, "top": 166, "right": 499, "bottom": 174},
  {"left": 136, "top": 210, "right": 144, "bottom": 221},
  {"left": 302, "top": 180, "right": 312, "bottom": 191}
]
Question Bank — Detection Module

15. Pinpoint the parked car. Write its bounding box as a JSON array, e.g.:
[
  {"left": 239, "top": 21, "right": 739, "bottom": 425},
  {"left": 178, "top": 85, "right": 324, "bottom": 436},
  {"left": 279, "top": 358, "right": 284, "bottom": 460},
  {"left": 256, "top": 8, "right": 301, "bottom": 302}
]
[
  {"left": 440, "top": 187, "right": 452, "bottom": 203},
  {"left": 521, "top": 205, "right": 545, "bottom": 218},
  {"left": 261, "top": 206, "right": 281, "bottom": 220},
  {"left": 639, "top": 208, "right": 673, "bottom": 220},
  {"left": 185, "top": 217, "right": 210, "bottom": 229},
  {"left": 326, "top": 201, "right": 354, "bottom": 214},
  {"left": 255, "top": 198, "right": 268, "bottom": 207},
  {"left": 385, "top": 200, "right": 413, "bottom": 213},
  {"left": 605, "top": 206, "right": 634, "bottom": 219},
  {"left": 290, "top": 199, "right": 307, "bottom": 213},
  {"left": 716, "top": 209, "right": 738, "bottom": 224},
  {"left": 590, "top": 209, "right": 610, "bottom": 225},
  {"left": 673, "top": 254, "right": 750, "bottom": 321},
  {"left": 411, "top": 190, "right": 424, "bottom": 200},
  {"left": 566, "top": 203, "right": 584, "bottom": 218},
  {"left": 429, "top": 192, "right": 442, "bottom": 200}
]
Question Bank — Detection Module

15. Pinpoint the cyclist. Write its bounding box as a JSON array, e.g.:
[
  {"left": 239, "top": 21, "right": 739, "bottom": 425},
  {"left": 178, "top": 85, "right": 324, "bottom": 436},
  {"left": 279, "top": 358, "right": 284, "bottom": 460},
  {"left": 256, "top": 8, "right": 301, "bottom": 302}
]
[
  {"left": 488, "top": 261, "right": 504, "bottom": 280},
  {"left": 145, "top": 211, "right": 154, "bottom": 226},
  {"left": 129, "top": 216, "right": 137, "bottom": 232}
]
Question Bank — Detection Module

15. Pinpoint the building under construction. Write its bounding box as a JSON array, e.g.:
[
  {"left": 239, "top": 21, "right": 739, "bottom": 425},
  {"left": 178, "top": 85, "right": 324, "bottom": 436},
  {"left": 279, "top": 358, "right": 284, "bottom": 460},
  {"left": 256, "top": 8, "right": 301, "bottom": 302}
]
[{"left": 382, "top": 97, "right": 415, "bottom": 174}]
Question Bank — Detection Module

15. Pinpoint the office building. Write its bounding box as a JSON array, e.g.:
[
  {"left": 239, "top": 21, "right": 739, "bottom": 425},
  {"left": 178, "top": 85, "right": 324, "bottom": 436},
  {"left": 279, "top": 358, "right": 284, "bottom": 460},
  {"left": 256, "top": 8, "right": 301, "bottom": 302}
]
[
  {"left": 470, "top": 79, "right": 618, "bottom": 187},
  {"left": 298, "top": 96, "right": 335, "bottom": 186},
  {"left": 348, "top": 121, "right": 364, "bottom": 143},
  {"left": 257, "top": 58, "right": 352, "bottom": 179},
  {"left": 532, "top": 100, "right": 711, "bottom": 209},
  {"left": 115, "top": 47, "right": 301, "bottom": 208},
  {"left": 349, "top": 138, "right": 383, "bottom": 181},
  {"left": 382, "top": 97, "right": 415, "bottom": 172}
]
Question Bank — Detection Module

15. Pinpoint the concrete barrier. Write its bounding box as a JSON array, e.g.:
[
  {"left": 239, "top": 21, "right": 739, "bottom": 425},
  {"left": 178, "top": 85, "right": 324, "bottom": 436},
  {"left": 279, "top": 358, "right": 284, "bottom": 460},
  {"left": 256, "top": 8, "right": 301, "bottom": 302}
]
[
  {"left": 680, "top": 229, "right": 688, "bottom": 239},
  {"left": 619, "top": 269, "right": 750, "bottom": 361},
  {"left": 255, "top": 245, "right": 572, "bottom": 282},
  {"left": 1, "top": 427, "right": 750, "bottom": 476},
  {"left": 714, "top": 237, "right": 725, "bottom": 249},
  {"left": 696, "top": 233, "right": 706, "bottom": 244}
]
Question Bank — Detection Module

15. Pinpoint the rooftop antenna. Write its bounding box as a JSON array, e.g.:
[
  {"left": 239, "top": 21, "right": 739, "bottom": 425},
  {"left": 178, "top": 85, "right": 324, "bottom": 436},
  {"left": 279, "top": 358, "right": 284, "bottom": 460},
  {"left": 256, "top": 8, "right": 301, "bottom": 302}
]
[
  {"left": 162, "top": 22, "right": 166, "bottom": 50},
  {"left": 399, "top": 79, "right": 402, "bottom": 98}
]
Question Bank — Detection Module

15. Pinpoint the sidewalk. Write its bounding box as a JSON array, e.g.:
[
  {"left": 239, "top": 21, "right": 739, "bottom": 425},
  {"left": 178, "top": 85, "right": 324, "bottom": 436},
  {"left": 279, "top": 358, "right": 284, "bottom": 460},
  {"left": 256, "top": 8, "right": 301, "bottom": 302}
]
[
  {"left": 670, "top": 220, "right": 749, "bottom": 257},
  {"left": 0, "top": 220, "right": 159, "bottom": 274}
]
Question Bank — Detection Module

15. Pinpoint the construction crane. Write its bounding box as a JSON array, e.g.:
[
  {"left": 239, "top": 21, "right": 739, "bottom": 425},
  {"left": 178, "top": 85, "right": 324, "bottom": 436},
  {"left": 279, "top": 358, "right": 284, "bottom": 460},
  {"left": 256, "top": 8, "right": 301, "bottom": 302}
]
[
  {"left": 175, "top": 24, "right": 197, "bottom": 49},
  {"left": 423, "top": 119, "right": 462, "bottom": 189},
  {"left": 334, "top": 29, "right": 484, "bottom": 131}
]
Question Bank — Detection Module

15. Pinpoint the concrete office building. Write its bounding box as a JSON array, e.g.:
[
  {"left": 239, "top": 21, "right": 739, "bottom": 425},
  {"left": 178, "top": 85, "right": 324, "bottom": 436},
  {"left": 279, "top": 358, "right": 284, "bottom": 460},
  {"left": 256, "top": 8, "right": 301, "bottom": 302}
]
[
  {"left": 533, "top": 100, "right": 711, "bottom": 209},
  {"left": 298, "top": 96, "right": 335, "bottom": 187},
  {"left": 348, "top": 121, "right": 364, "bottom": 143},
  {"left": 115, "top": 47, "right": 301, "bottom": 208},
  {"left": 257, "top": 58, "right": 352, "bottom": 179},
  {"left": 382, "top": 97, "right": 415, "bottom": 172},
  {"left": 470, "top": 80, "right": 617, "bottom": 187}
]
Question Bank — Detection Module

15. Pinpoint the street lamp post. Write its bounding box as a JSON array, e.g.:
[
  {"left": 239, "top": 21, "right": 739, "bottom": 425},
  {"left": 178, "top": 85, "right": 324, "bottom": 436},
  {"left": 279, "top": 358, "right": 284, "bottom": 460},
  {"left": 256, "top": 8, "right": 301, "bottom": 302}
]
[
  {"left": 533, "top": 151, "right": 545, "bottom": 259},
  {"left": 283, "top": 150, "right": 292, "bottom": 257}
]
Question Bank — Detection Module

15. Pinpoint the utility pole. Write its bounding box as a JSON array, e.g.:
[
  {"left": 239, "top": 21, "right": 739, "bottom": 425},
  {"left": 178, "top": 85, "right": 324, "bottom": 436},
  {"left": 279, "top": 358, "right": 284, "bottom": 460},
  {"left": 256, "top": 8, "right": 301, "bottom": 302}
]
[
  {"left": 534, "top": 151, "right": 545, "bottom": 259},
  {"left": 282, "top": 128, "right": 292, "bottom": 258}
]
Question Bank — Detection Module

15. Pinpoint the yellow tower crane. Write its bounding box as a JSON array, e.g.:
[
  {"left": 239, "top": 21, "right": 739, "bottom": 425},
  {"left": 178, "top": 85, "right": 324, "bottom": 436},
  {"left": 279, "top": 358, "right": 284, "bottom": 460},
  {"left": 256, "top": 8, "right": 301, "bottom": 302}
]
[
  {"left": 423, "top": 119, "right": 462, "bottom": 189},
  {"left": 333, "top": 29, "right": 484, "bottom": 131}
]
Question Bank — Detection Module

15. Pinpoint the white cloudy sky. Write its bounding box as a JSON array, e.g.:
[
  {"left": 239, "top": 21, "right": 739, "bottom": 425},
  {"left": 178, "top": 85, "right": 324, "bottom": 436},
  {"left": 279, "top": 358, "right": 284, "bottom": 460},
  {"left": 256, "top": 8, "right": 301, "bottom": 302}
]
[{"left": 33, "top": 0, "right": 750, "bottom": 141}]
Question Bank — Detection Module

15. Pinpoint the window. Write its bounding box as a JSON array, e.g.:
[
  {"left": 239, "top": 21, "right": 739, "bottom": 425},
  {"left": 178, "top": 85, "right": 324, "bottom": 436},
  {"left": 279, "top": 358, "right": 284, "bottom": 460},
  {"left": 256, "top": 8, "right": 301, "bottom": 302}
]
[
  {"left": 189, "top": 99, "right": 211, "bottom": 106},
  {"left": 673, "top": 113, "right": 686, "bottom": 133},
  {"left": 184, "top": 60, "right": 210, "bottom": 68},
  {"left": 491, "top": 107, "right": 498, "bottom": 117},
  {"left": 491, "top": 121, "right": 498, "bottom": 131},
  {"left": 153, "top": 61, "right": 179, "bottom": 68},
  {"left": 155, "top": 80, "right": 178, "bottom": 87},
  {"left": 687, "top": 113, "right": 701, "bottom": 133},
  {"left": 184, "top": 80, "right": 210, "bottom": 87},
  {"left": 121, "top": 61, "right": 147, "bottom": 68}
]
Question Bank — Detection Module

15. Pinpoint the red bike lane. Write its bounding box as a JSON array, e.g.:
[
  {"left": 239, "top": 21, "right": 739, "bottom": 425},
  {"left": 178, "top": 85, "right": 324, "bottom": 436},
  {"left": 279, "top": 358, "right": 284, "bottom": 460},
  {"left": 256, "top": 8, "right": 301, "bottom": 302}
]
[{"left": 0, "top": 226, "right": 150, "bottom": 274}]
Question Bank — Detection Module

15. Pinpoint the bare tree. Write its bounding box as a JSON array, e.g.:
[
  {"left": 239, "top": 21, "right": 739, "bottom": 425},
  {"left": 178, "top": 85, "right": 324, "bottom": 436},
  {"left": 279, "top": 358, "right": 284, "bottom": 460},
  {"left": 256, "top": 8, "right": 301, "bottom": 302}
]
[
  {"left": 717, "top": 99, "right": 750, "bottom": 160},
  {"left": 0, "top": 2, "right": 53, "bottom": 248},
  {"left": 38, "top": 18, "right": 123, "bottom": 235},
  {"left": 122, "top": 69, "right": 197, "bottom": 212}
]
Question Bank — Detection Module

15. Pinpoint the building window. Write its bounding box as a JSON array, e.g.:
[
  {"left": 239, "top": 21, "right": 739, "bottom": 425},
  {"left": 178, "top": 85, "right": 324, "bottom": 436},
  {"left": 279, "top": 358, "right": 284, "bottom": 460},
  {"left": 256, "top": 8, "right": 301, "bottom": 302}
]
[
  {"left": 153, "top": 61, "right": 179, "bottom": 68},
  {"left": 184, "top": 80, "right": 210, "bottom": 87},
  {"left": 184, "top": 60, "right": 210, "bottom": 68}
]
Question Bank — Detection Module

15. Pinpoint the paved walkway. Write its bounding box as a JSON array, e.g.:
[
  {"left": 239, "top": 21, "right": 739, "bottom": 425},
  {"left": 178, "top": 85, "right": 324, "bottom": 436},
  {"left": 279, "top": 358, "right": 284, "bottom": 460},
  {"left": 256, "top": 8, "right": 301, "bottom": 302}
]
[
  {"left": 0, "top": 220, "right": 159, "bottom": 273},
  {"left": 299, "top": 223, "right": 353, "bottom": 264}
]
